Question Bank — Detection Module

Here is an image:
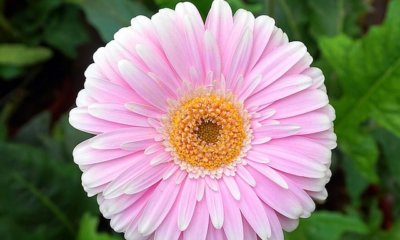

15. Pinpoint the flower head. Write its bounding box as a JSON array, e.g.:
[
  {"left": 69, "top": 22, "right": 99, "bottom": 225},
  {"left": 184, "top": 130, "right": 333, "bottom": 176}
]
[{"left": 69, "top": 0, "right": 336, "bottom": 239}]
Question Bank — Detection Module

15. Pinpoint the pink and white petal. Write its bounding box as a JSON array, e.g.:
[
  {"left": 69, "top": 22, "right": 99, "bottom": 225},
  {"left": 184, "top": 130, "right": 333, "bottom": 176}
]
[
  {"left": 305, "top": 129, "right": 337, "bottom": 149},
  {"left": 138, "top": 174, "right": 181, "bottom": 236},
  {"left": 246, "top": 74, "right": 312, "bottom": 108},
  {"left": 136, "top": 44, "right": 180, "bottom": 89},
  {"left": 205, "top": 184, "right": 224, "bottom": 229},
  {"left": 154, "top": 201, "right": 181, "bottom": 240},
  {"left": 307, "top": 188, "right": 328, "bottom": 202},
  {"left": 108, "top": 191, "right": 150, "bottom": 232},
  {"left": 247, "top": 15, "right": 275, "bottom": 70},
  {"left": 178, "top": 177, "right": 198, "bottom": 231},
  {"left": 81, "top": 153, "right": 143, "bottom": 189},
  {"left": 253, "top": 124, "right": 300, "bottom": 139},
  {"left": 247, "top": 42, "right": 307, "bottom": 92},
  {"left": 248, "top": 168, "right": 303, "bottom": 219},
  {"left": 151, "top": 11, "right": 192, "bottom": 82},
  {"left": 99, "top": 191, "right": 147, "bottom": 218},
  {"left": 205, "top": 0, "right": 233, "bottom": 55},
  {"left": 220, "top": 181, "right": 243, "bottom": 240},
  {"left": 84, "top": 77, "right": 139, "bottom": 104},
  {"left": 92, "top": 47, "right": 128, "bottom": 87},
  {"left": 183, "top": 199, "right": 209, "bottom": 240},
  {"left": 69, "top": 107, "right": 129, "bottom": 134},
  {"left": 302, "top": 67, "right": 325, "bottom": 89},
  {"left": 104, "top": 161, "right": 168, "bottom": 198},
  {"left": 283, "top": 178, "right": 316, "bottom": 217},
  {"left": 242, "top": 218, "right": 257, "bottom": 240},
  {"left": 224, "top": 9, "right": 254, "bottom": 87},
  {"left": 88, "top": 103, "right": 150, "bottom": 127},
  {"left": 264, "top": 206, "right": 284, "bottom": 240},
  {"left": 222, "top": 176, "right": 241, "bottom": 200},
  {"left": 125, "top": 102, "right": 162, "bottom": 118},
  {"left": 89, "top": 127, "right": 156, "bottom": 150},
  {"left": 236, "top": 165, "right": 256, "bottom": 187},
  {"left": 261, "top": 27, "right": 288, "bottom": 56},
  {"left": 247, "top": 161, "right": 288, "bottom": 189},
  {"left": 280, "top": 172, "right": 330, "bottom": 192},
  {"left": 118, "top": 60, "right": 171, "bottom": 110},
  {"left": 276, "top": 213, "right": 299, "bottom": 232},
  {"left": 84, "top": 63, "right": 104, "bottom": 79},
  {"left": 206, "top": 224, "right": 227, "bottom": 240},
  {"left": 73, "top": 139, "right": 133, "bottom": 165},
  {"left": 268, "top": 89, "right": 329, "bottom": 119},
  {"left": 123, "top": 163, "right": 170, "bottom": 195},
  {"left": 204, "top": 30, "right": 222, "bottom": 79},
  {"left": 235, "top": 176, "right": 271, "bottom": 239},
  {"left": 284, "top": 52, "right": 313, "bottom": 76},
  {"left": 278, "top": 112, "right": 332, "bottom": 135},
  {"left": 76, "top": 89, "right": 96, "bottom": 107},
  {"left": 266, "top": 137, "right": 332, "bottom": 165}
]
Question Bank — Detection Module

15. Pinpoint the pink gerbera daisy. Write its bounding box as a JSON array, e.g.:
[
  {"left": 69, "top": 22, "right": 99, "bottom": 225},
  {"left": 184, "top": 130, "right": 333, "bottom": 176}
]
[{"left": 69, "top": 0, "right": 336, "bottom": 239}]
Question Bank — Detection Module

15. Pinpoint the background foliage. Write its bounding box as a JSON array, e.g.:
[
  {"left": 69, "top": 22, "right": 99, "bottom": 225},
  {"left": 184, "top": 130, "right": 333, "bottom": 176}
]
[{"left": 0, "top": 0, "right": 399, "bottom": 239}]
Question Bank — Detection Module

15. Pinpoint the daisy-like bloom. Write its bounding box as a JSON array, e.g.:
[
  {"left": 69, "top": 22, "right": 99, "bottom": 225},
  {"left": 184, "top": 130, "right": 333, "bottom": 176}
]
[{"left": 69, "top": 0, "right": 336, "bottom": 239}]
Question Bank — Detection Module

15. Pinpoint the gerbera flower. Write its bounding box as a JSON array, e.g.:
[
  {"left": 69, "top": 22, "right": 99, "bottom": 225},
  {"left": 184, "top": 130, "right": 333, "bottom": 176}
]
[{"left": 69, "top": 0, "right": 336, "bottom": 239}]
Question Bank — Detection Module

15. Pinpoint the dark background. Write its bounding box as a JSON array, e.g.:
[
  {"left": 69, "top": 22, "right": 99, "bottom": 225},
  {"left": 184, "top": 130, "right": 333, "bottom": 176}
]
[{"left": 0, "top": 0, "right": 399, "bottom": 239}]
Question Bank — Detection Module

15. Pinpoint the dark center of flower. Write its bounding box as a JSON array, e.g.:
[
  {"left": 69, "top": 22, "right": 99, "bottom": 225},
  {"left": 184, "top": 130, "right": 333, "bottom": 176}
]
[{"left": 195, "top": 119, "right": 221, "bottom": 144}]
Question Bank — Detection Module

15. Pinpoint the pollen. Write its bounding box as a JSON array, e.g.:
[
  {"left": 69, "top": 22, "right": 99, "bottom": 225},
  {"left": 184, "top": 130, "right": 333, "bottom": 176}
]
[{"left": 166, "top": 94, "right": 248, "bottom": 171}]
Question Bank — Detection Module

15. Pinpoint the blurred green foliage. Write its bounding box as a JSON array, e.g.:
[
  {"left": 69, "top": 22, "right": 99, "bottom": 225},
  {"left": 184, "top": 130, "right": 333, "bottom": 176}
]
[{"left": 0, "top": 0, "right": 399, "bottom": 239}]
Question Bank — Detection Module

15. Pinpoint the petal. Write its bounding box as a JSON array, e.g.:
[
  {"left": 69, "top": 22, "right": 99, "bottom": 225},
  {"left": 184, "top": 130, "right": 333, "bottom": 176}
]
[
  {"left": 248, "top": 168, "right": 303, "bottom": 219},
  {"left": 247, "top": 161, "right": 288, "bottom": 189},
  {"left": 246, "top": 74, "right": 312, "bottom": 108},
  {"left": 183, "top": 199, "right": 209, "bottom": 240},
  {"left": 205, "top": 184, "right": 224, "bottom": 229},
  {"left": 88, "top": 103, "right": 150, "bottom": 127},
  {"left": 236, "top": 176, "right": 271, "bottom": 239},
  {"left": 248, "top": 42, "right": 307, "bottom": 92},
  {"left": 205, "top": 0, "right": 233, "bottom": 55},
  {"left": 69, "top": 107, "right": 129, "bottom": 134},
  {"left": 220, "top": 181, "right": 243, "bottom": 240},
  {"left": 178, "top": 178, "right": 197, "bottom": 231},
  {"left": 222, "top": 176, "right": 241, "bottom": 200},
  {"left": 154, "top": 201, "right": 181, "bottom": 240},
  {"left": 138, "top": 174, "right": 181, "bottom": 236},
  {"left": 268, "top": 89, "right": 329, "bottom": 119},
  {"left": 118, "top": 60, "right": 170, "bottom": 110}
]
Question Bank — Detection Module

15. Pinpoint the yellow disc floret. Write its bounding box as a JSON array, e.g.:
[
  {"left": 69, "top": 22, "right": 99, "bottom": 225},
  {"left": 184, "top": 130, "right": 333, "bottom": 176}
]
[{"left": 167, "top": 94, "right": 247, "bottom": 171}]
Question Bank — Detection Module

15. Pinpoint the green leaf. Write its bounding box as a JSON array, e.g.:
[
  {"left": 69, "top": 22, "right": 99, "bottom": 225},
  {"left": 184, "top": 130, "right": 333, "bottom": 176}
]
[
  {"left": 0, "top": 65, "right": 25, "bottom": 80},
  {"left": 0, "top": 142, "right": 97, "bottom": 240},
  {"left": 14, "top": 111, "right": 51, "bottom": 146},
  {"left": 342, "top": 154, "right": 369, "bottom": 205},
  {"left": 75, "top": 0, "right": 151, "bottom": 42},
  {"left": 319, "top": 0, "right": 400, "bottom": 180},
  {"left": 286, "top": 211, "right": 369, "bottom": 240},
  {"left": 76, "top": 213, "right": 122, "bottom": 240},
  {"left": 374, "top": 129, "right": 400, "bottom": 184},
  {"left": 0, "top": 44, "right": 52, "bottom": 66},
  {"left": 307, "top": 0, "right": 345, "bottom": 37},
  {"left": 43, "top": 5, "right": 89, "bottom": 58},
  {"left": 340, "top": 130, "right": 379, "bottom": 182}
]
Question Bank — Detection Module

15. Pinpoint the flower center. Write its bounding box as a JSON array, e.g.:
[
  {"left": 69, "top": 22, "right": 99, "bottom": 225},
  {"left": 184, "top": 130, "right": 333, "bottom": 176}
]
[{"left": 165, "top": 93, "right": 250, "bottom": 175}]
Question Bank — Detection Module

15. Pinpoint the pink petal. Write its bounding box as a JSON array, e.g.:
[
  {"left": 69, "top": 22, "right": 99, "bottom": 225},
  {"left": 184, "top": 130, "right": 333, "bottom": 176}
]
[
  {"left": 268, "top": 89, "right": 328, "bottom": 119},
  {"left": 278, "top": 112, "right": 332, "bottom": 135},
  {"left": 247, "top": 16, "right": 275, "bottom": 70},
  {"left": 205, "top": 0, "right": 233, "bottom": 57},
  {"left": 183, "top": 199, "right": 209, "bottom": 240},
  {"left": 118, "top": 60, "right": 171, "bottom": 110},
  {"left": 138, "top": 174, "right": 181, "bottom": 236},
  {"left": 154, "top": 201, "right": 181, "bottom": 240},
  {"left": 264, "top": 206, "right": 284, "bottom": 240},
  {"left": 247, "top": 161, "right": 288, "bottom": 189},
  {"left": 69, "top": 107, "right": 129, "bottom": 134},
  {"left": 205, "top": 184, "right": 224, "bottom": 229},
  {"left": 222, "top": 176, "right": 241, "bottom": 200},
  {"left": 88, "top": 103, "right": 150, "bottom": 127},
  {"left": 236, "top": 176, "right": 271, "bottom": 239},
  {"left": 204, "top": 30, "right": 222, "bottom": 80},
  {"left": 248, "top": 168, "right": 303, "bottom": 219},
  {"left": 220, "top": 181, "right": 243, "bottom": 240},
  {"left": 178, "top": 178, "right": 197, "bottom": 231}
]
